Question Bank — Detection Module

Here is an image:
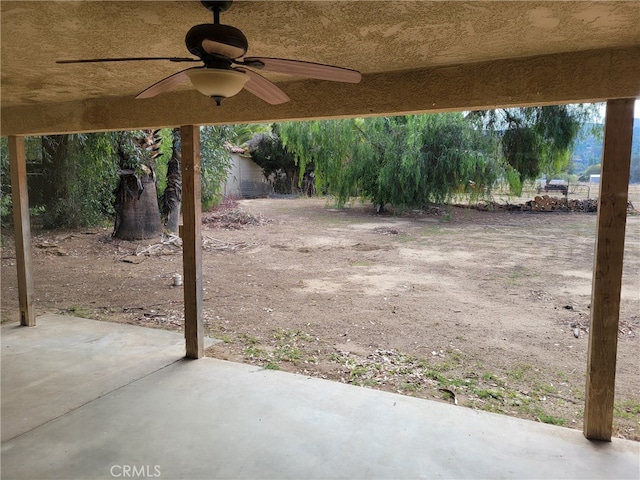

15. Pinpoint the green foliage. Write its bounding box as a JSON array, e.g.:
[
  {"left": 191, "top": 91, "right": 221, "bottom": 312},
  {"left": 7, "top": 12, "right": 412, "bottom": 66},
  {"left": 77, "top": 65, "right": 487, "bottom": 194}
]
[
  {"left": 233, "top": 123, "right": 270, "bottom": 146},
  {"left": 501, "top": 125, "right": 541, "bottom": 181},
  {"left": 248, "top": 125, "right": 299, "bottom": 193},
  {"left": 1, "top": 124, "right": 269, "bottom": 228},
  {"left": 44, "top": 133, "right": 119, "bottom": 228},
  {"left": 115, "top": 130, "right": 147, "bottom": 170},
  {"left": 199, "top": 125, "right": 236, "bottom": 210},
  {"left": 198, "top": 123, "right": 270, "bottom": 208},
  {"left": 279, "top": 118, "right": 356, "bottom": 199},
  {"left": 614, "top": 399, "right": 640, "bottom": 419},
  {"left": 0, "top": 134, "right": 119, "bottom": 229},
  {"left": 198, "top": 124, "right": 270, "bottom": 209},
  {"left": 248, "top": 127, "right": 296, "bottom": 177},
  {"left": 153, "top": 129, "right": 175, "bottom": 196},
  {"left": 475, "top": 105, "right": 595, "bottom": 187},
  {"left": 75, "top": 133, "right": 118, "bottom": 227},
  {"left": 578, "top": 163, "right": 601, "bottom": 181},
  {"left": 279, "top": 113, "right": 504, "bottom": 208},
  {"left": 537, "top": 413, "right": 566, "bottom": 426},
  {"left": 0, "top": 136, "right": 48, "bottom": 225},
  {"left": 0, "top": 104, "right": 614, "bottom": 230}
]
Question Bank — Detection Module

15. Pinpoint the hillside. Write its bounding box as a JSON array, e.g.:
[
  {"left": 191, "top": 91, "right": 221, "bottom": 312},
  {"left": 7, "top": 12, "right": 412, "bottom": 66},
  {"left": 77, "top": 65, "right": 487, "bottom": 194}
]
[{"left": 571, "top": 119, "right": 640, "bottom": 182}]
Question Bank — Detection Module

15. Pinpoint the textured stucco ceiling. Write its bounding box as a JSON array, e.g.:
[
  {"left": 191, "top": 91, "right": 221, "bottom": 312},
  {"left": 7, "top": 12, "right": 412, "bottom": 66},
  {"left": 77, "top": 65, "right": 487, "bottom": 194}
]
[{"left": 1, "top": 1, "right": 639, "bottom": 135}]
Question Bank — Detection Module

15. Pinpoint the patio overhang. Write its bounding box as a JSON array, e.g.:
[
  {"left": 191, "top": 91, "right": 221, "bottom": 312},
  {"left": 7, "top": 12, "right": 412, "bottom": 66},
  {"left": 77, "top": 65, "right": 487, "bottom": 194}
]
[
  {"left": 1, "top": 46, "right": 639, "bottom": 136},
  {"left": 1, "top": 0, "right": 639, "bottom": 446},
  {"left": 2, "top": 1, "right": 640, "bottom": 135}
]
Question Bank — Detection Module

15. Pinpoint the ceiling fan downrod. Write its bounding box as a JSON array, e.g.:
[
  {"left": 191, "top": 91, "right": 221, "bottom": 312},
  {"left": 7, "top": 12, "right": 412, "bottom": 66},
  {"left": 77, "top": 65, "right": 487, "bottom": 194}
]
[{"left": 201, "top": 1, "right": 234, "bottom": 24}]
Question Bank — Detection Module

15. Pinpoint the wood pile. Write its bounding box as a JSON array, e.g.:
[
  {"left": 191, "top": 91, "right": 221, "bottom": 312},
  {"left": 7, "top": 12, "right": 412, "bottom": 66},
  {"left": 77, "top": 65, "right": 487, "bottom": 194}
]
[
  {"left": 523, "top": 195, "right": 598, "bottom": 212},
  {"left": 473, "top": 196, "right": 635, "bottom": 213},
  {"left": 202, "top": 208, "right": 269, "bottom": 229}
]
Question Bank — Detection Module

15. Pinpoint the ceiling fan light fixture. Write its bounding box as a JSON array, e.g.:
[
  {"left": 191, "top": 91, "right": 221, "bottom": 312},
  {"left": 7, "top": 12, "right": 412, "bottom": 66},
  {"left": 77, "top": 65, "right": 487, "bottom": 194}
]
[{"left": 186, "top": 68, "right": 248, "bottom": 104}]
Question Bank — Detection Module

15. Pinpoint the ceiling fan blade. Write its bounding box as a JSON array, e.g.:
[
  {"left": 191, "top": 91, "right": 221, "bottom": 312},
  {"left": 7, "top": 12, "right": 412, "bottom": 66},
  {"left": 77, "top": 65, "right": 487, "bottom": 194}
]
[
  {"left": 237, "top": 68, "right": 290, "bottom": 105},
  {"left": 57, "top": 57, "right": 200, "bottom": 64},
  {"left": 243, "top": 57, "right": 361, "bottom": 83},
  {"left": 136, "top": 68, "right": 195, "bottom": 99}
]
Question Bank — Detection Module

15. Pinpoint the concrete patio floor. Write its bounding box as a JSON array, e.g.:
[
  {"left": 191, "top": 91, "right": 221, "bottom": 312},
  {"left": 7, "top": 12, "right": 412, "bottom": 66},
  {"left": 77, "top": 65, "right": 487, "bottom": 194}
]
[{"left": 2, "top": 315, "right": 639, "bottom": 480}]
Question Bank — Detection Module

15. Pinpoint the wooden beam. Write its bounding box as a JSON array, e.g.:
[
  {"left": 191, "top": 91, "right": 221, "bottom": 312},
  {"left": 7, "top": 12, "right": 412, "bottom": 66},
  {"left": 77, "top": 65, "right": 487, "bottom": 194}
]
[
  {"left": 2, "top": 46, "right": 639, "bottom": 136},
  {"left": 180, "top": 125, "right": 204, "bottom": 359},
  {"left": 8, "top": 136, "right": 35, "bottom": 326},
  {"left": 584, "top": 98, "right": 634, "bottom": 441}
]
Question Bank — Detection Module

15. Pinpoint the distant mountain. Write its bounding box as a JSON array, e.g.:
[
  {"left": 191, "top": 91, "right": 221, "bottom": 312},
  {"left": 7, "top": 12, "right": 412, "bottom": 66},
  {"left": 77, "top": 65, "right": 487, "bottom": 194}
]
[
  {"left": 571, "top": 123, "right": 604, "bottom": 173},
  {"left": 571, "top": 119, "right": 640, "bottom": 182}
]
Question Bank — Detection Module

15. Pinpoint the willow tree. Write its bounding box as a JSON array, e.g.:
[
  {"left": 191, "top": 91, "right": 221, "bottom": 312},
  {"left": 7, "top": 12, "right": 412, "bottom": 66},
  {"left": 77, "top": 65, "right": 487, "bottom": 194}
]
[
  {"left": 278, "top": 113, "right": 503, "bottom": 210},
  {"left": 277, "top": 118, "right": 367, "bottom": 203},
  {"left": 469, "top": 104, "right": 597, "bottom": 193},
  {"left": 350, "top": 115, "right": 504, "bottom": 209}
]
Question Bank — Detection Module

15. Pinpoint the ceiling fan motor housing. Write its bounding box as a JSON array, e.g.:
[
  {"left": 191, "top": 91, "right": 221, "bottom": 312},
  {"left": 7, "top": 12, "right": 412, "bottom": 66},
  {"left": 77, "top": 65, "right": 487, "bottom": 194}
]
[{"left": 185, "top": 24, "right": 248, "bottom": 59}]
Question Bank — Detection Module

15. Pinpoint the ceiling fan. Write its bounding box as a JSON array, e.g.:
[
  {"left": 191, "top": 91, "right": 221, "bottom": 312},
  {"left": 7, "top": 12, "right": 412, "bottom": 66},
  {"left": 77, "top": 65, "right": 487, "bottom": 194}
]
[{"left": 57, "top": 0, "right": 362, "bottom": 106}]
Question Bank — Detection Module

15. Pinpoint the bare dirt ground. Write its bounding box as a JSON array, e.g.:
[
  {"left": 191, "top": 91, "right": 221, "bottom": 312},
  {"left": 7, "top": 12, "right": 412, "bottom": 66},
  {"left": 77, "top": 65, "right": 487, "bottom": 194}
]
[{"left": 2, "top": 193, "right": 639, "bottom": 440}]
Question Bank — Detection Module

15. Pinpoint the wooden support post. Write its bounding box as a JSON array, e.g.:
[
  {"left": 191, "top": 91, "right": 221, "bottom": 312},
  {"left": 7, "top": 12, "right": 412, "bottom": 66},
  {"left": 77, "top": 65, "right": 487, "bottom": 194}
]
[
  {"left": 584, "top": 98, "right": 634, "bottom": 441},
  {"left": 180, "top": 125, "right": 204, "bottom": 359},
  {"left": 8, "top": 136, "right": 35, "bottom": 326}
]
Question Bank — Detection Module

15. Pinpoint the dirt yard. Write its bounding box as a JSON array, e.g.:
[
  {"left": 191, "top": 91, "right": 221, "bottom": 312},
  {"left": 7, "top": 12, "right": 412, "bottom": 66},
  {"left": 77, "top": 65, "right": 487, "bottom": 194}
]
[{"left": 2, "top": 195, "right": 639, "bottom": 440}]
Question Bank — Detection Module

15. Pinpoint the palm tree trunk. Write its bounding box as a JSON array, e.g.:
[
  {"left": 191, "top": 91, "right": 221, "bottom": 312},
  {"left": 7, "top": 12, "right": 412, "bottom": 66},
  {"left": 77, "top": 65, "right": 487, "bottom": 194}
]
[
  {"left": 112, "top": 172, "right": 162, "bottom": 240},
  {"left": 162, "top": 128, "right": 182, "bottom": 234}
]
